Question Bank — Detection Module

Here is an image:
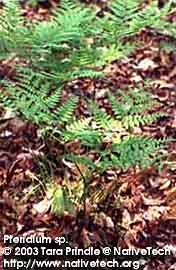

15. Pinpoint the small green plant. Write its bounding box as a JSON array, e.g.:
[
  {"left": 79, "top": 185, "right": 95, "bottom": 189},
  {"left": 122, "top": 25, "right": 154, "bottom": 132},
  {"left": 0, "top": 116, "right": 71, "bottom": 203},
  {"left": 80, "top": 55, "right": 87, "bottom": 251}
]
[
  {"left": 62, "top": 88, "right": 167, "bottom": 173},
  {"left": 47, "top": 183, "right": 77, "bottom": 216},
  {"left": 99, "top": 0, "right": 173, "bottom": 41},
  {"left": 0, "top": 0, "right": 173, "bottom": 217},
  {"left": 0, "top": 0, "right": 105, "bottom": 81},
  {"left": 0, "top": 0, "right": 173, "bottom": 82},
  {"left": 0, "top": 70, "right": 78, "bottom": 126},
  {"left": 40, "top": 161, "right": 88, "bottom": 216},
  {"left": 0, "top": 72, "right": 167, "bottom": 171}
]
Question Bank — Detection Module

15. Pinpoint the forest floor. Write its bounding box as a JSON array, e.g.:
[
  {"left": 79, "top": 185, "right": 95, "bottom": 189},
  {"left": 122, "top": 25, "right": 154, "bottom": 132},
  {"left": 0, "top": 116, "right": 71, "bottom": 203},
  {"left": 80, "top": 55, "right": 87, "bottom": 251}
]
[{"left": 0, "top": 1, "right": 176, "bottom": 270}]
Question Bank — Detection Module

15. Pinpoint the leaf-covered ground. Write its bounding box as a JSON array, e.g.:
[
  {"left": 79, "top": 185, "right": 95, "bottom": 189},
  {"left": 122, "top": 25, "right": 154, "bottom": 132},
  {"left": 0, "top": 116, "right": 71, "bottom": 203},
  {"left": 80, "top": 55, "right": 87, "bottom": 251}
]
[{"left": 0, "top": 1, "right": 176, "bottom": 269}]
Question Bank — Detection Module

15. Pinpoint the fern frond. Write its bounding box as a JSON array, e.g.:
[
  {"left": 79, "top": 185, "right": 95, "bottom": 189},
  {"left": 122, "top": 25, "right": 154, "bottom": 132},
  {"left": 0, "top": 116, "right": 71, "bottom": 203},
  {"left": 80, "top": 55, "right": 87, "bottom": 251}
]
[
  {"left": 62, "top": 117, "right": 102, "bottom": 145},
  {"left": 45, "top": 90, "right": 62, "bottom": 109},
  {"left": 53, "top": 96, "right": 78, "bottom": 125},
  {"left": 0, "top": 0, "right": 104, "bottom": 81},
  {"left": 0, "top": 0, "right": 24, "bottom": 32},
  {"left": 106, "top": 0, "right": 173, "bottom": 39},
  {"left": 137, "top": 0, "right": 172, "bottom": 30},
  {"left": 99, "top": 43, "right": 136, "bottom": 65},
  {"left": 63, "top": 117, "right": 91, "bottom": 140},
  {"left": 122, "top": 112, "right": 164, "bottom": 130},
  {"left": 114, "top": 136, "right": 166, "bottom": 168},
  {"left": 130, "top": 88, "right": 154, "bottom": 107},
  {"left": 91, "top": 102, "right": 121, "bottom": 131},
  {"left": 98, "top": 136, "right": 167, "bottom": 172},
  {"left": 56, "top": 0, "right": 78, "bottom": 12},
  {"left": 69, "top": 69, "right": 104, "bottom": 79},
  {"left": 108, "top": 93, "right": 127, "bottom": 119},
  {"left": 0, "top": 0, "right": 30, "bottom": 58},
  {"left": 53, "top": 0, "right": 95, "bottom": 31},
  {"left": 109, "top": 88, "right": 158, "bottom": 117},
  {"left": 109, "top": 0, "right": 140, "bottom": 24},
  {"left": 0, "top": 71, "right": 78, "bottom": 126},
  {"left": 106, "top": 0, "right": 142, "bottom": 38},
  {"left": 108, "top": 89, "right": 163, "bottom": 129}
]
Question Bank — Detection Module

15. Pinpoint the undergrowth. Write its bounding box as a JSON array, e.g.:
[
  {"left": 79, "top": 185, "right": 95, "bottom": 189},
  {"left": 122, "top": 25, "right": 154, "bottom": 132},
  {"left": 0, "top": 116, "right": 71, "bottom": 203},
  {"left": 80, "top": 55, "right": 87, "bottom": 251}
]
[{"left": 0, "top": 0, "right": 174, "bottom": 216}]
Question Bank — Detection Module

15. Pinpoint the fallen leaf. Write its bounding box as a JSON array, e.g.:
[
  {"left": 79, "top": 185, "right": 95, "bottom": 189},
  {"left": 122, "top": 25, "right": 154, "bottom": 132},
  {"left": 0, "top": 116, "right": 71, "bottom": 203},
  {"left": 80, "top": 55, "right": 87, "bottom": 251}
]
[
  {"left": 143, "top": 206, "right": 169, "bottom": 221},
  {"left": 136, "top": 58, "right": 158, "bottom": 70},
  {"left": 141, "top": 194, "right": 164, "bottom": 206},
  {"left": 159, "top": 179, "right": 171, "bottom": 190},
  {"left": 105, "top": 216, "right": 114, "bottom": 229},
  {"left": 165, "top": 187, "right": 176, "bottom": 206},
  {"left": 162, "top": 203, "right": 176, "bottom": 220},
  {"left": 172, "top": 109, "right": 176, "bottom": 128},
  {"left": 32, "top": 198, "right": 51, "bottom": 215},
  {"left": 121, "top": 209, "right": 132, "bottom": 230}
]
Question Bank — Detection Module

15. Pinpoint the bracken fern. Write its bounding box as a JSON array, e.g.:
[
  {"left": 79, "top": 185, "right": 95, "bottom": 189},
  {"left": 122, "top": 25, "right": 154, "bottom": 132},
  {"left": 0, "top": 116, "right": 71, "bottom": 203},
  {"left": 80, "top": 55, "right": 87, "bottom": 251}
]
[
  {"left": 0, "top": 70, "right": 78, "bottom": 126},
  {"left": 0, "top": 0, "right": 174, "bottom": 216}
]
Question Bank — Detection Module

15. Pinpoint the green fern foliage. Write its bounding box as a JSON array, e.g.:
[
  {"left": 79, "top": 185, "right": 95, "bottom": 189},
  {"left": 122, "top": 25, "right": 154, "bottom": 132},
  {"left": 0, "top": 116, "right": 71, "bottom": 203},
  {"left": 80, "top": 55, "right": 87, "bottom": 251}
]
[
  {"left": 60, "top": 87, "right": 167, "bottom": 171},
  {"left": 64, "top": 118, "right": 91, "bottom": 140},
  {"left": 0, "top": 65, "right": 167, "bottom": 170},
  {"left": 104, "top": 0, "right": 173, "bottom": 40},
  {"left": 98, "top": 136, "right": 167, "bottom": 172},
  {"left": 109, "top": 88, "right": 156, "bottom": 117},
  {"left": 0, "top": 0, "right": 173, "bottom": 218},
  {"left": 53, "top": 97, "right": 78, "bottom": 125},
  {"left": 107, "top": 88, "right": 165, "bottom": 130},
  {"left": 0, "top": 0, "right": 172, "bottom": 177},
  {"left": 0, "top": 70, "right": 78, "bottom": 126},
  {"left": 0, "top": 0, "right": 106, "bottom": 81},
  {"left": 63, "top": 117, "right": 102, "bottom": 146},
  {"left": 91, "top": 102, "right": 120, "bottom": 131},
  {"left": 0, "top": 0, "right": 173, "bottom": 82},
  {"left": 122, "top": 112, "right": 163, "bottom": 130},
  {"left": 61, "top": 154, "right": 96, "bottom": 171},
  {"left": 0, "top": 0, "right": 23, "bottom": 31}
]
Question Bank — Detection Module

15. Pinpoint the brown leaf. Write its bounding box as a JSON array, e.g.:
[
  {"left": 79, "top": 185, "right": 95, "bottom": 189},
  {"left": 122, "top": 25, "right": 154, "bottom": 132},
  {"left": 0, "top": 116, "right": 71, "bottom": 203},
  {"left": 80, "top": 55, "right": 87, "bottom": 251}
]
[
  {"left": 172, "top": 109, "right": 176, "bottom": 128},
  {"left": 159, "top": 179, "right": 171, "bottom": 190},
  {"left": 81, "top": 228, "right": 92, "bottom": 248},
  {"left": 141, "top": 194, "right": 164, "bottom": 206},
  {"left": 121, "top": 209, "right": 132, "bottom": 230},
  {"left": 144, "top": 206, "right": 169, "bottom": 221},
  {"left": 162, "top": 203, "right": 176, "bottom": 220},
  {"left": 165, "top": 187, "right": 176, "bottom": 206}
]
